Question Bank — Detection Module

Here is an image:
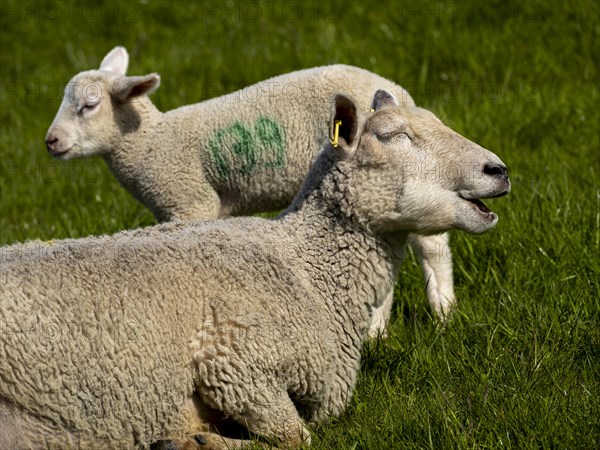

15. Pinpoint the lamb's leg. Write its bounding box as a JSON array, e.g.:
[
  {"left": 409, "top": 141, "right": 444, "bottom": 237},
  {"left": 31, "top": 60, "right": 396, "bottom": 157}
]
[
  {"left": 368, "top": 288, "right": 394, "bottom": 338},
  {"left": 409, "top": 232, "right": 456, "bottom": 319},
  {"left": 368, "top": 232, "right": 455, "bottom": 337}
]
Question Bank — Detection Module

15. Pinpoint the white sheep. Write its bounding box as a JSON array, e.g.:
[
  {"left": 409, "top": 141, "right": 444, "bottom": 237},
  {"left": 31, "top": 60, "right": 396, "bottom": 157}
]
[
  {"left": 45, "top": 47, "right": 456, "bottom": 331},
  {"left": 2, "top": 89, "right": 510, "bottom": 449}
]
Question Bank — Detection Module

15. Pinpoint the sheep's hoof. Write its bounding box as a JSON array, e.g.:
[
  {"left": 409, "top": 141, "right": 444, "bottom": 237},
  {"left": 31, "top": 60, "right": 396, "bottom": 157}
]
[
  {"left": 150, "top": 440, "right": 178, "bottom": 450},
  {"left": 149, "top": 435, "right": 206, "bottom": 449}
]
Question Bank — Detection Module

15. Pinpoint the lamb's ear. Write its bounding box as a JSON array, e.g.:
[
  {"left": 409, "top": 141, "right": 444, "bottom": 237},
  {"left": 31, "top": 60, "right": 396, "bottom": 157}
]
[
  {"left": 114, "top": 74, "right": 161, "bottom": 102},
  {"left": 100, "top": 46, "right": 129, "bottom": 76},
  {"left": 330, "top": 93, "right": 361, "bottom": 153},
  {"left": 371, "top": 89, "right": 400, "bottom": 111}
]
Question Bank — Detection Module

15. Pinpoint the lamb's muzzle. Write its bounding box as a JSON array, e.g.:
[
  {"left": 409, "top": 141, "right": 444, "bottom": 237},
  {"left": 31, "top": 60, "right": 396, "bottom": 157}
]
[{"left": 44, "top": 133, "right": 60, "bottom": 155}]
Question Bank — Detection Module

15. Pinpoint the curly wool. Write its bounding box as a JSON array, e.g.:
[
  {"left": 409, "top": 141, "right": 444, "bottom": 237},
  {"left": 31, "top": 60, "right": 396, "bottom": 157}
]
[
  {"left": 0, "top": 158, "right": 399, "bottom": 449},
  {"left": 2, "top": 90, "right": 509, "bottom": 449}
]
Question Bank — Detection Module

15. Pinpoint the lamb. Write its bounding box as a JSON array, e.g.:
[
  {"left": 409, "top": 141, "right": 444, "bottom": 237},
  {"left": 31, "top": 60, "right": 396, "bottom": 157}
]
[
  {"left": 44, "top": 46, "right": 456, "bottom": 331},
  {"left": 2, "top": 90, "right": 510, "bottom": 449}
]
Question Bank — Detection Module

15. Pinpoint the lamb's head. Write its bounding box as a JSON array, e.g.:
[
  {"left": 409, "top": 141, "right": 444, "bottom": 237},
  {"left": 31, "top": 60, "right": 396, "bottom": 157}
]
[
  {"left": 332, "top": 90, "right": 510, "bottom": 235},
  {"left": 45, "top": 47, "right": 160, "bottom": 159}
]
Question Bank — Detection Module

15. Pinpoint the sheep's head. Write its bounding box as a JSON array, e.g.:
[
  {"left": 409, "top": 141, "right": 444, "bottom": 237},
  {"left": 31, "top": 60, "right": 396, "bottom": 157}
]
[
  {"left": 332, "top": 90, "right": 510, "bottom": 235},
  {"left": 45, "top": 47, "right": 160, "bottom": 159}
]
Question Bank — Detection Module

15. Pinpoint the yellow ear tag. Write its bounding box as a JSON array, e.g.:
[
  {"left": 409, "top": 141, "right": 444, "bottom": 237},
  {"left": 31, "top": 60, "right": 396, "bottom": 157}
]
[
  {"left": 330, "top": 120, "right": 342, "bottom": 148},
  {"left": 370, "top": 108, "right": 375, "bottom": 112}
]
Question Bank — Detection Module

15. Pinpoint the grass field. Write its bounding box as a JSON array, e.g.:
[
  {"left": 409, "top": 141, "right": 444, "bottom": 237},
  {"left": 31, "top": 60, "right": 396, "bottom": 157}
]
[{"left": 1, "top": 0, "right": 599, "bottom": 448}]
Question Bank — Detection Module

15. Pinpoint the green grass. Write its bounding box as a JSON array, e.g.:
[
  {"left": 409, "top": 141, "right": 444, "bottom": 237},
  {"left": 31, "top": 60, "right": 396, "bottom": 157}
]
[{"left": 1, "top": 0, "right": 598, "bottom": 448}]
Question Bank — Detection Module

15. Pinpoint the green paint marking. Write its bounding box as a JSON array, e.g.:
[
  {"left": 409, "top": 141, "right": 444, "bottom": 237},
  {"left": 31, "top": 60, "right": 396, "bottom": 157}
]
[
  {"left": 228, "top": 122, "right": 256, "bottom": 175},
  {"left": 254, "top": 116, "right": 285, "bottom": 169},
  {"left": 209, "top": 131, "right": 231, "bottom": 181},
  {"left": 209, "top": 116, "right": 286, "bottom": 181}
]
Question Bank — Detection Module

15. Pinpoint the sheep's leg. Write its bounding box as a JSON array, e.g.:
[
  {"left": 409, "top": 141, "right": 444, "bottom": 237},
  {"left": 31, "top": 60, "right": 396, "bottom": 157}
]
[
  {"left": 152, "top": 388, "right": 310, "bottom": 449},
  {"left": 220, "top": 390, "right": 311, "bottom": 449},
  {"left": 151, "top": 433, "right": 249, "bottom": 450},
  {"left": 409, "top": 233, "right": 456, "bottom": 319}
]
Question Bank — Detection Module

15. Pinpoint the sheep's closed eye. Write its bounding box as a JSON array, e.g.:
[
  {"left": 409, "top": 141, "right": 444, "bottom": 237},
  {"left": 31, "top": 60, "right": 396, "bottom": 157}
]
[{"left": 376, "top": 131, "right": 412, "bottom": 143}]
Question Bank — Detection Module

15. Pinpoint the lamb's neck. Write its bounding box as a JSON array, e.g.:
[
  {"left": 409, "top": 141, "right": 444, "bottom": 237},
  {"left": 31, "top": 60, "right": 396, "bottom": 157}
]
[{"left": 103, "top": 96, "right": 162, "bottom": 193}]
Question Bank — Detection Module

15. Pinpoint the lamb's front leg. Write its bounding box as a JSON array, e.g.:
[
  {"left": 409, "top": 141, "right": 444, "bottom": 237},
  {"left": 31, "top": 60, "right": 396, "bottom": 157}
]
[{"left": 409, "top": 232, "right": 456, "bottom": 319}]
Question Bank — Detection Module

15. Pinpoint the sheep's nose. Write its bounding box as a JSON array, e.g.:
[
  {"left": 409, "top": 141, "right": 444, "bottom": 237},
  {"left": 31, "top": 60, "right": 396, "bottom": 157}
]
[
  {"left": 483, "top": 162, "right": 508, "bottom": 178},
  {"left": 45, "top": 134, "right": 59, "bottom": 152}
]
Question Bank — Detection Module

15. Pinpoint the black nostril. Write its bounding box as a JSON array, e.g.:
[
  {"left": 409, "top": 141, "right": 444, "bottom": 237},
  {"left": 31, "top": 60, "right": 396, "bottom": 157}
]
[{"left": 484, "top": 163, "right": 507, "bottom": 177}]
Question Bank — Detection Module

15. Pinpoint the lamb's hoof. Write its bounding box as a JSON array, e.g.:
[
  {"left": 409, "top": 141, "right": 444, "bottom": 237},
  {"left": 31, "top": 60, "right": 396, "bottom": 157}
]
[{"left": 194, "top": 434, "right": 207, "bottom": 445}]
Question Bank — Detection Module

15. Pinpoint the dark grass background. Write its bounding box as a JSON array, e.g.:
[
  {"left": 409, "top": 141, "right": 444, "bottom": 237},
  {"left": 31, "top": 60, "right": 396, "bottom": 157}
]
[{"left": 0, "top": 1, "right": 598, "bottom": 448}]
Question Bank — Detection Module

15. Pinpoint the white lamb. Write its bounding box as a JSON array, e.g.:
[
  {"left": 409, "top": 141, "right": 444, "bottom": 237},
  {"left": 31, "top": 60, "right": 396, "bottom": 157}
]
[
  {"left": 45, "top": 47, "right": 455, "bottom": 329},
  {"left": 2, "top": 90, "right": 510, "bottom": 449}
]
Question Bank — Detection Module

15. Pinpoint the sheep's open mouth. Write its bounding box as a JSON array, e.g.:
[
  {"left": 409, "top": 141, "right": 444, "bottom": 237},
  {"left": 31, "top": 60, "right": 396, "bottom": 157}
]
[
  {"left": 467, "top": 198, "right": 491, "bottom": 213},
  {"left": 461, "top": 197, "right": 494, "bottom": 215}
]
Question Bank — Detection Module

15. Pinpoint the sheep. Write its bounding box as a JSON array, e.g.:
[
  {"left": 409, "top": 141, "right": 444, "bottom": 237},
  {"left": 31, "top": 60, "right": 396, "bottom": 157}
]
[
  {"left": 1, "top": 89, "right": 510, "bottom": 449},
  {"left": 45, "top": 46, "right": 456, "bottom": 333}
]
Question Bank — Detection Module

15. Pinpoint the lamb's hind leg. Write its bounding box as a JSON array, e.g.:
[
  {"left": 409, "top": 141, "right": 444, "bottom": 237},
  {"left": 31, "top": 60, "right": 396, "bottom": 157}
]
[
  {"left": 368, "top": 288, "right": 394, "bottom": 338},
  {"left": 368, "top": 232, "right": 456, "bottom": 337},
  {"left": 410, "top": 233, "right": 456, "bottom": 319}
]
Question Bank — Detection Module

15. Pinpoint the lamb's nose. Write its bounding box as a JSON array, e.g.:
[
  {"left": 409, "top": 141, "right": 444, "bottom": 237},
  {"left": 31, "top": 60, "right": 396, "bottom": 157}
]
[
  {"left": 45, "top": 134, "right": 59, "bottom": 152},
  {"left": 483, "top": 163, "right": 508, "bottom": 178}
]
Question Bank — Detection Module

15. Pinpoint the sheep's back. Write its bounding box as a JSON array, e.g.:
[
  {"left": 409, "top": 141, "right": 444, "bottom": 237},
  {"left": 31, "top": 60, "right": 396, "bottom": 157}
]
[{"left": 0, "top": 217, "right": 328, "bottom": 446}]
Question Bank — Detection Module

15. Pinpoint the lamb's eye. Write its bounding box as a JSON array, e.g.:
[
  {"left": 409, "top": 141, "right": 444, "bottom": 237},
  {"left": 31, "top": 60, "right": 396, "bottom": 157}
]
[
  {"left": 377, "top": 131, "right": 412, "bottom": 142},
  {"left": 78, "top": 102, "right": 99, "bottom": 115}
]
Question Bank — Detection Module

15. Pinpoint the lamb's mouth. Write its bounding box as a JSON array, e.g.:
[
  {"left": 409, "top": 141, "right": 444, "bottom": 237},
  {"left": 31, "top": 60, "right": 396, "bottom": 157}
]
[{"left": 49, "top": 146, "right": 73, "bottom": 159}]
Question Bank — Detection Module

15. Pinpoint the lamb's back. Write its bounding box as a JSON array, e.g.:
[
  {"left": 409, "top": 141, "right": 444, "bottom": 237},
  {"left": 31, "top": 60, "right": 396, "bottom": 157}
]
[{"left": 159, "top": 65, "right": 414, "bottom": 215}]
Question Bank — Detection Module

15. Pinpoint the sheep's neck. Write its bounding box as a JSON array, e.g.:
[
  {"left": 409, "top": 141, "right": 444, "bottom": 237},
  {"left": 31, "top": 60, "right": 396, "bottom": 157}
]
[
  {"left": 281, "top": 161, "right": 406, "bottom": 347},
  {"left": 280, "top": 201, "right": 404, "bottom": 410},
  {"left": 286, "top": 206, "right": 404, "bottom": 309}
]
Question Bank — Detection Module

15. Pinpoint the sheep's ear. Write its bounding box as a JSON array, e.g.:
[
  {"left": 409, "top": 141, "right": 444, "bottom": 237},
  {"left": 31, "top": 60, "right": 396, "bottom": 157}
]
[
  {"left": 100, "top": 46, "right": 129, "bottom": 76},
  {"left": 330, "top": 93, "right": 361, "bottom": 153},
  {"left": 371, "top": 89, "right": 400, "bottom": 111},
  {"left": 114, "top": 74, "right": 161, "bottom": 102}
]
